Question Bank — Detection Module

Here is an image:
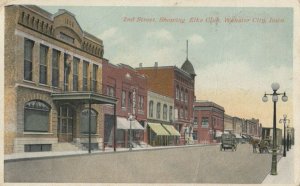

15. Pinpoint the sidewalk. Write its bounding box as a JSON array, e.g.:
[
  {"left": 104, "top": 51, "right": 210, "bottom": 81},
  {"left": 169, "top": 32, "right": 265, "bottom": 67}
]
[
  {"left": 262, "top": 147, "right": 296, "bottom": 184},
  {"left": 4, "top": 143, "right": 213, "bottom": 161}
]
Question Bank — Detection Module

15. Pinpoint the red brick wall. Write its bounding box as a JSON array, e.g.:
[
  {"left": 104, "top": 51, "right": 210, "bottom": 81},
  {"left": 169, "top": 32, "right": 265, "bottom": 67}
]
[
  {"left": 102, "top": 61, "right": 147, "bottom": 121},
  {"left": 136, "top": 67, "right": 174, "bottom": 98}
]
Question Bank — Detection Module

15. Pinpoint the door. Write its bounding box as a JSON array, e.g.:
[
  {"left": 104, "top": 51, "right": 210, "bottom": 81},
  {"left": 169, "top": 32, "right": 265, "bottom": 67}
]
[{"left": 58, "top": 105, "right": 74, "bottom": 142}]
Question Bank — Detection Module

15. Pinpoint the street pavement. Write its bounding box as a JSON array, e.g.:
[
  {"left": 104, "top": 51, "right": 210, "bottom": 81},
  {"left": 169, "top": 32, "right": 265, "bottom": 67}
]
[
  {"left": 4, "top": 144, "right": 279, "bottom": 184},
  {"left": 262, "top": 146, "right": 297, "bottom": 185}
]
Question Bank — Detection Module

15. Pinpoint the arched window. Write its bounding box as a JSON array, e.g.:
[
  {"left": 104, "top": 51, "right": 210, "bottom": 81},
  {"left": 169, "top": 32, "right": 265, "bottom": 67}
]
[
  {"left": 180, "top": 88, "right": 184, "bottom": 101},
  {"left": 185, "top": 89, "right": 188, "bottom": 103},
  {"left": 169, "top": 106, "right": 173, "bottom": 121},
  {"left": 176, "top": 86, "right": 179, "bottom": 100},
  {"left": 149, "top": 100, "right": 154, "bottom": 118},
  {"left": 156, "top": 103, "right": 161, "bottom": 119},
  {"left": 24, "top": 100, "right": 50, "bottom": 132},
  {"left": 163, "top": 104, "right": 168, "bottom": 120},
  {"left": 81, "top": 109, "right": 97, "bottom": 134}
]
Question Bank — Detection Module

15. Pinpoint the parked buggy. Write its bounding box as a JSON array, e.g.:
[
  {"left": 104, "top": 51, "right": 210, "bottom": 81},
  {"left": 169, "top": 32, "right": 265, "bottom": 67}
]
[{"left": 220, "top": 133, "right": 237, "bottom": 151}]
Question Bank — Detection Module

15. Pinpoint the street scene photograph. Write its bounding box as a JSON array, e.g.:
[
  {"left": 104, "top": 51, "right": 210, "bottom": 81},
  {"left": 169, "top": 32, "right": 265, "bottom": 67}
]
[{"left": 2, "top": 1, "right": 298, "bottom": 185}]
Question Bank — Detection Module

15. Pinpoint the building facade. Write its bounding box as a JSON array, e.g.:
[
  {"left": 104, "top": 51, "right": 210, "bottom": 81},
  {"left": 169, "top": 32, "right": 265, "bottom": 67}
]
[
  {"left": 136, "top": 61, "right": 196, "bottom": 144},
  {"left": 146, "top": 91, "right": 180, "bottom": 146},
  {"left": 194, "top": 101, "right": 225, "bottom": 143},
  {"left": 4, "top": 5, "right": 116, "bottom": 154},
  {"left": 102, "top": 62, "right": 147, "bottom": 148},
  {"left": 224, "top": 114, "right": 233, "bottom": 133}
]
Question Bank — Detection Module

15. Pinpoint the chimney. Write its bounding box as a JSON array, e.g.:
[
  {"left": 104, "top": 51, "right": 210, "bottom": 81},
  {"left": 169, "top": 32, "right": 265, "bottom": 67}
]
[
  {"left": 154, "top": 62, "right": 158, "bottom": 67},
  {"left": 139, "top": 63, "right": 143, "bottom": 68}
]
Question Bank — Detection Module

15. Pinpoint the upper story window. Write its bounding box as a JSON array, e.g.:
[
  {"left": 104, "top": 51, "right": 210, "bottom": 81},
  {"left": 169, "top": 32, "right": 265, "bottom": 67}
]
[
  {"left": 149, "top": 100, "right": 154, "bottom": 118},
  {"left": 185, "top": 90, "right": 188, "bottom": 103},
  {"left": 121, "top": 90, "right": 126, "bottom": 108},
  {"left": 24, "top": 38, "right": 34, "bottom": 81},
  {"left": 169, "top": 106, "right": 173, "bottom": 121},
  {"left": 180, "top": 88, "right": 184, "bottom": 102},
  {"left": 60, "top": 32, "right": 74, "bottom": 44},
  {"left": 176, "top": 86, "right": 179, "bottom": 100},
  {"left": 163, "top": 104, "right": 167, "bottom": 120},
  {"left": 82, "top": 61, "right": 89, "bottom": 91},
  {"left": 107, "top": 86, "right": 115, "bottom": 97},
  {"left": 39, "top": 44, "right": 48, "bottom": 84},
  {"left": 73, "top": 57, "right": 79, "bottom": 91},
  {"left": 52, "top": 49, "right": 60, "bottom": 87},
  {"left": 180, "top": 107, "right": 183, "bottom": 119},
  {"left": 156, "top": 103, "right": 161, "bottom": 119},
  {"left": 194, "top": 117, "right": 198, "bottom": 126},
  {"left": 202, "top": 117, "right": 209, "bottom": 128},
  {"left": 24, "top": 100, "right": 50, "bottom": 132},
  {"left": 138, "top": 96, "right": 144, "bottom": 111},
  {"left": 92, "top": 64, "right": 98, "bottom": 92}
]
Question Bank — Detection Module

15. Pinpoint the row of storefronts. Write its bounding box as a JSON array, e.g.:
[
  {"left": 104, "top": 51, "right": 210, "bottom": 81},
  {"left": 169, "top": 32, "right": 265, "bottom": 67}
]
[{"left": 4, "top": 5, "right": 195, "bottom": 154}]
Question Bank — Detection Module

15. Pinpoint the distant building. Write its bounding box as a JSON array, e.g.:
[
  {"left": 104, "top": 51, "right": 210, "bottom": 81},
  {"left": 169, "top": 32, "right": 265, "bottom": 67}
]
[
  {"left": 136, "top": 60, "right": 196, "bottom": 144},
  {"left": 224, "top": 114, "right": 233, "bottom": 133},
  {"left": 4, "top": 5, "right": 117, "bottom": 154},
  {"left": 193, "top": 101, "right": 225, "bottom": 143}
]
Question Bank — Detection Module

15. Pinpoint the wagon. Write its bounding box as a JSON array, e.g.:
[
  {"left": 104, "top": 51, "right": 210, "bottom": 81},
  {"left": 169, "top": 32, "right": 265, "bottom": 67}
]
[
  {"left": 220, "top": 134, "right": 237, "bottom": 151},
  {"left": 258, "top": 139, "right": 270, "bottom": 153}
]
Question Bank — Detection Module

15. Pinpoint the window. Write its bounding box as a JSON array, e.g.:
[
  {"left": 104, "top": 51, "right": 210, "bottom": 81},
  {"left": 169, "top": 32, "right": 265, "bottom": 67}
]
[
  {"left": 163, "top": 104, "right": 167, "bottom": 120},
  {"left": 121, "top": 90, "right": 126, "bottom": 108},
  {"left": 169, "top": 106, "right": 173, "bottom": 121},
  {"left": 73, "top": 57, "right": 79, "bottom": 91},
  {"left": 185, "top": 90, "right": 188, "bottom": 103},
  {"left": 60, "top": 32, "right": 74, "bottom": 44},
  {"left": 194, "top": 117, "right": 198, "bottom": 126},
  {"left": 149, "top": 101, "right": 153, "bottom": 117},
  {"left": 185, "top": 107, "right": 188, "bottom": 119},
  {"left": 156, "top": 103, "right": 161, "bottom": 119},
  {"left": 64, "top": 54, "right": 71, "bottom": 91},
  {"left": 83, "top": 61, "right": 88, "bottom": 91},
  {"left": 24, "top": 38, "right": 34, "bottom": 81},
  {"left": 92, "top": 64, "right": 98, "bottom": 92},
  {"left": 24, "top": 100, "right": 50, "bottom": 132},
  {"left": 180, "top": 108, "right": 183, "bottom": 119},
  {"left": 181, "top": 88, "right": 184, "bottom": 101},
  {"left": 128, "top": 91, "right": 132, "bottom": 109},
  {"left": 176, "top": 86, "right": 179, "bottom": 100},
  {"left": 202, "top": 117, "right": 209, "bottom": 128},
  {"left": 81, "top": 109, "right": 97, "bottom": 134},
  {"left": 25, "top": 144, "right": 51, "bottom": 152},
  {"left": 139, "top": 96, "right": 144, "bottom": 110},
  {"left": 52, "top": 49, "right": 60, "bottom": 87},
  {"left": 106, "top": 86, "right": 115, "bottom": 97},
  {"left": 39, "top": 45, "right": 48, "bottom": 84}
]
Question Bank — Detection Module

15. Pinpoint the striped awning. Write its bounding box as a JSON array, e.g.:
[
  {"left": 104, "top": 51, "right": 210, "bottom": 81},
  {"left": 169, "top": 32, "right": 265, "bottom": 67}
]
[
  {"left": 148, "top": 123, "right": 170, "bottom": 136},
  {"left": 162, "top": 124, "right": 181, "bottom": 136},
  {"left": 117, "top": 117, "right": 144, "bottom": 130}
]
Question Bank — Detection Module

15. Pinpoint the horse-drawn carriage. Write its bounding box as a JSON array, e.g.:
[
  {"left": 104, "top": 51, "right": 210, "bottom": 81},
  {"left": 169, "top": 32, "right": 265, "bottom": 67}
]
[{"left": 220, "top": 133, "right": 237, "bottom": 151}]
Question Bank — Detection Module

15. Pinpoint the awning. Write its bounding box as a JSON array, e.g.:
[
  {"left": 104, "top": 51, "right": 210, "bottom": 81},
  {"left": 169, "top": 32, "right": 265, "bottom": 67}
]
[
  {"left": 117, "top": 117, "right": 144, "bottom": 130},
  {"left": 117, "top": 117, "right": 129, "bottom": 129},
  {"left": 148, "top": 123, "right": 170, "bottom": 136},
  {"left": 162, "top": 124, "right": 180, "bottom": 136}
]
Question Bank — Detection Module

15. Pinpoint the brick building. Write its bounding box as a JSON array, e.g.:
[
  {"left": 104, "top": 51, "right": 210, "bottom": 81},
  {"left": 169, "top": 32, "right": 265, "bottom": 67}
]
[
  {"left": 102, "top": 62, "right": 147, "bottom": 148},
  {"left": 136, "top": 60, "right": 196, "bottom": 144},
  {"left": 4, "top": 5, "right": 116, "bottom": 154},
  {"left": 193, "top": 101, "right": 225, "bottom": 143}
]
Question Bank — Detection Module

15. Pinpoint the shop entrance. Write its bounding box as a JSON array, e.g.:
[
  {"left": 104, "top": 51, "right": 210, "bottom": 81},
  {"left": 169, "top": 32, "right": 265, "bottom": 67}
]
[{"left": 58, "top": 105, "right": 74, "bottom": 142}]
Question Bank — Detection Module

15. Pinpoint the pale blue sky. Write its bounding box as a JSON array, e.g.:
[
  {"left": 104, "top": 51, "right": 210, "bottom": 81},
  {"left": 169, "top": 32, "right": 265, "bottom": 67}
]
[{"left": 43, "top": 6, "right": 293, "bottom": 126}]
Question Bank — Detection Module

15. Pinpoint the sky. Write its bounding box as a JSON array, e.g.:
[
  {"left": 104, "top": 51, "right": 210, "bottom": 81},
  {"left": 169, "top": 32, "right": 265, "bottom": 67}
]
[{"left": 42, "top": 6, "right": 293, "bottom": 129}]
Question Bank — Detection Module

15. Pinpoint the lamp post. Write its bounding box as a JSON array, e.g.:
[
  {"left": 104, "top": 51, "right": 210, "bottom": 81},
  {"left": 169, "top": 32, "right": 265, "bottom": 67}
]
[
  {"left": 128, "top": 113, "right": 135, "bottom": 151},
  {"left": 262, "top": 82, "right": 288, "bottom": 175},
  {"left": 279, "top": 114, "right": 290, "bottom": 157}
]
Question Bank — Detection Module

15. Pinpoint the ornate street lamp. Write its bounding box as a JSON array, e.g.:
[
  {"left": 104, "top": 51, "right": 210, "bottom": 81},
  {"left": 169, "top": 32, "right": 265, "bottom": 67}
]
[
  {"left": 279, "top": 114, "right": 290, "bottom": 157},
  {"left": 262, "top": 82, "right": 288, "bottom": 175},
  {"left": 128, "top": 113, "right": 135, "bottom": 151}
]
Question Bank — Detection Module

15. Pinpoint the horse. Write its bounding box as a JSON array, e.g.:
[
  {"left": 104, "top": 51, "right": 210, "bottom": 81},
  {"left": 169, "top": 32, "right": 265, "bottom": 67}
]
[{"left": 249, "top": 138, "right": 260, "bottom": 153}]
